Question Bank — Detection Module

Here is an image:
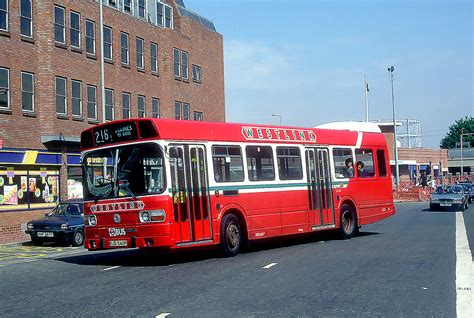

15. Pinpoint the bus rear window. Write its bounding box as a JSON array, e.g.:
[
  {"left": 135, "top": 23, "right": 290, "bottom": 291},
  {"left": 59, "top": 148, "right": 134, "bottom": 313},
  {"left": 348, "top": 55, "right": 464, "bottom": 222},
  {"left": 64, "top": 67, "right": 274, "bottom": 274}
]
[{"left": 376, "top": 149, "right": 388, "bottom": 177}]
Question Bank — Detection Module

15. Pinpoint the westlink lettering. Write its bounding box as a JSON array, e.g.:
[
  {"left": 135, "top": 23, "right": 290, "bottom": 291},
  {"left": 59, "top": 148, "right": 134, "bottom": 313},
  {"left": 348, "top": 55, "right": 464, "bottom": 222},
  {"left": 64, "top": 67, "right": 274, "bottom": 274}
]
[
  {"left": 242, "top": 126, "right": 316, "bottom": 143},
  {"left": 90, "top": 201, "right": 145, "bottom": 213}
]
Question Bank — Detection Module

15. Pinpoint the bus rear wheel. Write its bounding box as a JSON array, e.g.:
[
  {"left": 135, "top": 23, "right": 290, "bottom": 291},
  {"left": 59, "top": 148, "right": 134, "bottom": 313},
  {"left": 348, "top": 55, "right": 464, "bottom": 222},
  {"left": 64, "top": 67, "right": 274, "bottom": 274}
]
[
  {"left": 220, "top": 214, "right": 242, "bottom": 257},
  {"left": 339, "top": 204, "right": 357, "bottom": 239}
]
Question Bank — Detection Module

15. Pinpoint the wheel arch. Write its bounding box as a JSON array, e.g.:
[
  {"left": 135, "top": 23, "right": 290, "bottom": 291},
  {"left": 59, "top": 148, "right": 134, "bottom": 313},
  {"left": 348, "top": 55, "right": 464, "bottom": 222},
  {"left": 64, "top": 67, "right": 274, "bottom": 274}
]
[
  {"left": 338, "top": 198, "right": 359, "bottom": 228},
  {"left": 217, "top": 204, "right": 249, "bottom": 243}
]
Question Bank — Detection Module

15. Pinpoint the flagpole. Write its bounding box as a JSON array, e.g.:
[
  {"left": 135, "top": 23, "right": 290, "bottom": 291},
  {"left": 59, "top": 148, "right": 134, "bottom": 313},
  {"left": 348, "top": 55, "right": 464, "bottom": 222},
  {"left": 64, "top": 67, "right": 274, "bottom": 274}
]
[{"left": 364, "top": 75, "right": 369, "bottom": 122}]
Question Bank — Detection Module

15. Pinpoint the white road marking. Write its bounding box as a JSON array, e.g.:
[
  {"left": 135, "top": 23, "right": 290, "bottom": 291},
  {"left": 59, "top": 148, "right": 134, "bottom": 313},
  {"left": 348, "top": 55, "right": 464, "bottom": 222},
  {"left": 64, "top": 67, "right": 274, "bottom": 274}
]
[
  {"left": 263, "top": 262, "right": 278, "bottom": 269},
  {"left": 155, "top": 313, "right": 171, "bottom": 318},
  {"left": 103, "top": 266, "right": 120, "bottom": 271},
  {"left": 455, "top": 212, "right": 473, "bottom": 318}
]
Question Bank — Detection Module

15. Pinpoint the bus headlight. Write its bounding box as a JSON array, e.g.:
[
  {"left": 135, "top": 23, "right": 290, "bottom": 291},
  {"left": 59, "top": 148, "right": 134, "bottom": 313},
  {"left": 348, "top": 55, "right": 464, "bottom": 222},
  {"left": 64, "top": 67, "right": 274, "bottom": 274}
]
[
  {"left": 140, "top": 211, "right": 151, "bottom": 223},
  {"left": 139, "top": 210, "right": 166, "bottom": 223},
  {"left": 88, "top": 215, "right": 97, "bottom": 226}
]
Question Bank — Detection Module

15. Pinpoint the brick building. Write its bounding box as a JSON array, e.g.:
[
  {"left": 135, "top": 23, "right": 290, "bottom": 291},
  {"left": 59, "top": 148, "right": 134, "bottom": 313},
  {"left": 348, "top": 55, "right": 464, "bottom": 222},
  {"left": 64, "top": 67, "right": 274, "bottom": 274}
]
[{"left": 0, "top": 0, "right": 225, "bottom": 222}]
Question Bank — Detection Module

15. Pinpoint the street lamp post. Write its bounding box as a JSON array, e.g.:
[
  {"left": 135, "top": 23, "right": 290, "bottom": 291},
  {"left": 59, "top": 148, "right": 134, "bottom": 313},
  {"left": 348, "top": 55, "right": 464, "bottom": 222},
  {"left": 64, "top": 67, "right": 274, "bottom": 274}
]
[
  {"left": 460, "top": 129, "right": 474, "bottom": 180},
  {"left": 388, "top": 66, "right": 399, "bottom": 189},
  {"left": 272, "top": 113, "right": 282, "bottom": 126},
  {"left": 99, "top": 0, "right": 106, "bottom": 123}
]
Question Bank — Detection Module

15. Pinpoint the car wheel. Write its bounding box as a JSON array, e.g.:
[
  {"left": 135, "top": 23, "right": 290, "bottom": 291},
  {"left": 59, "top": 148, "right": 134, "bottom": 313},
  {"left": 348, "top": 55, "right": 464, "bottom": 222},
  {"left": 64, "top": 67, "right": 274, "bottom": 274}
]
[
  {"left": 220, "top": 214, "right": 242, "bottom": 257},
  {"left": 339, "top": 204, "right": 357, "bottom": 239},
  {"left": 72, "top": 229, "right": 85, "bottom": 247},
  {"left": 429, "top": 203, "right": 435, "bottom": 211}
]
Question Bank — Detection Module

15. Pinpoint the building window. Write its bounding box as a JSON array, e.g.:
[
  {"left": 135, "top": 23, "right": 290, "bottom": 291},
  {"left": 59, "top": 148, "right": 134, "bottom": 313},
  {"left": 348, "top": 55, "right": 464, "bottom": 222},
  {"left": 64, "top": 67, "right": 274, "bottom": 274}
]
[
  {"left": 136, "top": 37, "right": 144, "bottom": 69},
  {"left": 55, "top": 77, "right": 67, "bottom": 115},
  {"left": 151, "top": 98, "right": 160, "bottom": 118},
  {"left": 123, "top": 0, "right": 132, "bottom": 14},
  {"left": 70, "top": 11, "right": 81, "bottom": 48},
  {"left": 85, "top": 20, "right": 95, "bottom": 55},
  {"left": 183, "top": 103, "right": 190, "bottom": 120},
  {"left": 103, "top": 26, "right": 112, "bottom": 60},
  {"left": 181, "top": 51, "right": 188, "bottom": 80},
  {"left": 138, "top": 95, "right": 145, "bottom": 118},
  {"left": 157, "top": 1, "right": 172, "bottom": 28},
  {"left": 0, "top": 0, "right": 8, "bottom": 31},
  {"left": 150, "top": 42, "right": 158, "bottom": 74},
  {"left": 164, "top": 4, "right": 172, "bottom": 28},
  {"left": 175, "top": 101, "right": 181, "bottom": 120},
  {"left": 173, "top": 48, "right": 180, "bottom": 78},
  {"left": 192, "top": 65, "right": 202, "bottom": 83},
  {"left": 105, "top": 89, "right": 114, "bottom": 121},
  {"left": 138, "top": 0, "right": 146, "bottom": 19},
  {"left": 21, "top": 72, "right": 34, "bottom": 112},
  {"left": 20, "top": 0, "right": 32, "bottom": 37},
  {"left": 122, "top": 92, "right": 131, "bottom": 119},
  {"left": 120, "top": 32, "right": 129, "bottom": 65},
  {"left": 108, "top": 0, "right": 117, "bottom": 8},
  {"left": 193, "top": 111, "right": 202, "bottom": 121},
  {"left": 0, "top": 67, "right": 9, "bottom": 110},
  {"left": 54, "top": 6, "right": 65, "bottom": 44},
  {"left": 87, "top": 85, "right": 97, "bottom": 120},
  {"left": 71, "top": 80, "right": 82, "bottom": 117}
]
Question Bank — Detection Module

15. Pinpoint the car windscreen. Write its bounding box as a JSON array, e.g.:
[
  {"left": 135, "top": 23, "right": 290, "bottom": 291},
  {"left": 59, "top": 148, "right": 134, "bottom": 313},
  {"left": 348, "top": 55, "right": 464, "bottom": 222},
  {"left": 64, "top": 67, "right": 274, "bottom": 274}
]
[{"left": 50, "top": 204, "right": 82, "bottom": 216}]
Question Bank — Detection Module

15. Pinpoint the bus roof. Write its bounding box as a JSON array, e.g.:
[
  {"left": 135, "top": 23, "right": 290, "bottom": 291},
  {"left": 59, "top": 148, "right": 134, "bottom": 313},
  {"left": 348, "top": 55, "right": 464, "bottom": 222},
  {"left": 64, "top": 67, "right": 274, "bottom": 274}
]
[{"left": 81, "top": 119, "right": 387, "bottom": 150}]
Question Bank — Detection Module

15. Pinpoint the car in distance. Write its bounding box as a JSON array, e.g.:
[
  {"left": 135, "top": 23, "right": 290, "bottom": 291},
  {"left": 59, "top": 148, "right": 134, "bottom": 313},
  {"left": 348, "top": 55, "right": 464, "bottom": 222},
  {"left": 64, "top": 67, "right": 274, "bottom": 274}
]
[
  {"left": 429, "top": 185, "right": 469, "bottom": 211},
  {"left": 25, "top": 201, "right": 84, "bottom": 246},
  {"left": 458, "top": 182, "right": 474, "bottom": 204}
]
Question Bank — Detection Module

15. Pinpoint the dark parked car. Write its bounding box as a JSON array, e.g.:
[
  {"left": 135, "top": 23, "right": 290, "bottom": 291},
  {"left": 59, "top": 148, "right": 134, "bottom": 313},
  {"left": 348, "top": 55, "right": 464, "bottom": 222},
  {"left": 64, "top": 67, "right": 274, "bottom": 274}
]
[
  {"left": 458, "top": 182, "right": 474, "bottom": 204},
  {"left": 25, "top": 201, "right": 84, "bottom": 246},
  {"left": 429, "top": 185, "right": 469, "bottom": 211}
]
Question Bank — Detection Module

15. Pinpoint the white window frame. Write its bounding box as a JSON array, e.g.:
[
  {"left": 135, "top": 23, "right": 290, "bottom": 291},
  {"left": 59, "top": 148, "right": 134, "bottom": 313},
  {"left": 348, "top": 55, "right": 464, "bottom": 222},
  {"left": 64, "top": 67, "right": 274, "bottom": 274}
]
[
  {"left": 20, "top": 0, "right": 32, "bottom": 37},
  {"left": 85, "top": 20, "right": 95, "bottom": 55},
  {"left": 151, "top": 97, "right": 160, "bottom": 118},
  {"left": 71, "top": 80, "right": 82, "bottom": 118},
  {"left": 181, "top": 51, "right": 189, "bottom": 80},
  {"left": 0, "top": 67, "right": 10, "bottom": 110},
  {"left": 137, "top": 95, "right": 146, "bottom": 118},
  {"left": 164, "top": 3, "right": 173, "bottom": 29},
  {"left": 123, "top": 0, "right": 133, "bottom": 14},
  {"left": 0, "top": 0, "right": 9, "bottom": 32},
  {"left": 55, "top": 76, "right": 67, "bottom": 115},
  {"left": 157, "top": 0, "right": 172, "bottom": 29},
  {"left": 70, "top": 11, "right": 81, "bottom": 49},
  {"left": 183, "top": 102, "right": 190, "bottom": 120},
  {"left": 103, "top": 26, "right": 113, "bottom": 60},
  {"left": 173, "top": 48, "right": 180, "bottom": 78},
  {"left": 138, "top": 0, "right": 146, "bottom": 19},
  {"left": 150, "top": 42, "right": 158, "bottom": 74},
  {"left": 105, "top": 88, "right": 114, "bottom": 121},
  {"left": 86, "top": 84, "right": 97, "bottom": 120},
  {"left": 193, "top": 111, "right": 203, "bottom": 121},
  {"left": 122, "top": 91, "right": 131, "bottom": 119},
  {"left": 192, "top": 64, "right": 202, "bottom": 83},
  {"left": 136, "top": 37, "right": 144, "bottom": 70},
  {"left": 21, "top": 71, "right": 34, "bottom": 112},
  {"left": 107, "top": 0, "right": 117, "bottom": 9},
  {"left": 54, "top": 5, "right": 65, "bottom": 44},
  {"left": 121, "top": 32, "right": 129, "bottom": 65},
  {"left": 175, "top": 101, "right": 181, "bottom": 120}
]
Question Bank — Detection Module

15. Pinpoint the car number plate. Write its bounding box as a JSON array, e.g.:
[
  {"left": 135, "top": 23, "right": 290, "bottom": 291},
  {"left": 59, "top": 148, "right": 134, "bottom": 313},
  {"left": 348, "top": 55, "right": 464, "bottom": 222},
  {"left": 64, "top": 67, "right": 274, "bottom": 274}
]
[
  {"left": 37, "top": 232, "right": 54, "bottom": 238},
  {"left": 109, "top": 240, "right": 128, "bottom": 247},
  {"left": 440, "top": 203, "right": 451, "bottom": 207}
]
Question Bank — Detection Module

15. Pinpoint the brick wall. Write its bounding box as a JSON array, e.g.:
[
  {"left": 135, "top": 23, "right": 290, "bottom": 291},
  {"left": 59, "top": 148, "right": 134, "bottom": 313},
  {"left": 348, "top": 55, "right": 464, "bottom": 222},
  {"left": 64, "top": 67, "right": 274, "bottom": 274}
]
[{"left": 0, "top": 209, "right": 47, "bottom": 244}]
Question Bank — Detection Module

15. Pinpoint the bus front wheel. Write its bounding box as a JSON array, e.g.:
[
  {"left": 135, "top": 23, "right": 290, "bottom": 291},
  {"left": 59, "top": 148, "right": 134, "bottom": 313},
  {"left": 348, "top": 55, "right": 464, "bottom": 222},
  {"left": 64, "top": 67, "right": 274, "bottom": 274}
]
[
  {"left": 220, "top": 214, "right": 242, "bottom": 257},
  {"left": 339, "top": 204, "right": 357, "bottom": 239}
]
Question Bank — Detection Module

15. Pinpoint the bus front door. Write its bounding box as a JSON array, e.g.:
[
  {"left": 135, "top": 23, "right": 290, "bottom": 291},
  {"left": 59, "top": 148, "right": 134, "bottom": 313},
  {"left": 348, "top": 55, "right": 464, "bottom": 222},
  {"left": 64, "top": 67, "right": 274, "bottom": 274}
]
[
  {"left": 169, "top": 145, "right": 212, "bottom": 244},
  {"left": 305, "top": 148, "right": 335, "bottom": 229}
]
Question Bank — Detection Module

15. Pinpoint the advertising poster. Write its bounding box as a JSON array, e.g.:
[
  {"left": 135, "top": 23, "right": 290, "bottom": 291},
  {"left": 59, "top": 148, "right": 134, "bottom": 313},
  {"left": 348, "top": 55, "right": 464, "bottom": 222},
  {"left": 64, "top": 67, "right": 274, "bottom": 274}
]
[
  {"left": 29, "top": 177, "right": 37, "bottom": 192},
  {"left": 21, "top": 176, "right": 27, "bottom": 191},
  {"left": 4, "top": 185, "right": 18, "bottom": 205}
]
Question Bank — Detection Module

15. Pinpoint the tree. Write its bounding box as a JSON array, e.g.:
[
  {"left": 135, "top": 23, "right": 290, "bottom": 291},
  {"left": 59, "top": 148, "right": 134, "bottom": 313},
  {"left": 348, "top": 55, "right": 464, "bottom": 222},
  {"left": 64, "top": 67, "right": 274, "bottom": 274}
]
[{"left": 440, "top": 116, "right": 474, "bottom": 149}]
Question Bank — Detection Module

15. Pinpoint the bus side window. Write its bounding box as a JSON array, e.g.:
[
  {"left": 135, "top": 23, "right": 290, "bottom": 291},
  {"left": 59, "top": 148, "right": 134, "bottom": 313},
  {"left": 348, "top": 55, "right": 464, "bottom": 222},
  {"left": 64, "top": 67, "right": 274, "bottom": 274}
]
[
  {"left": 277, "top": 147, "right": 303, "bottom": 180},
  {"left": 212, "top": 146, "right": 244, "bottom": 182},
  {"left": 246, "top": 146, "right": 275, "bottom": 181},
  {"left": 332, "top": 148, "right": 354, "bottom": 179},
  {"left": 355, "top": 149, "right": 375, "bottom": 178},
  {"left": 376, "top": 149, "right": 388, "bottom": 177}
]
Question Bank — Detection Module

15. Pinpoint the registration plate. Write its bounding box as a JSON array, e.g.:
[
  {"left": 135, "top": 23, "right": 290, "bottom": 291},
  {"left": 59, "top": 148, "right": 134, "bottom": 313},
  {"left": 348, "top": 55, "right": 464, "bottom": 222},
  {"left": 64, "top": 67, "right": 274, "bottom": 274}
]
[
  {"left": 440, "top": 203, "right": 451, "bottom": 207},
  {"left": 109, "top": 240, "right": 128, "bottom": 247},
  {"left": 37, "top": 232, "right": 54, "bottom": 238}
]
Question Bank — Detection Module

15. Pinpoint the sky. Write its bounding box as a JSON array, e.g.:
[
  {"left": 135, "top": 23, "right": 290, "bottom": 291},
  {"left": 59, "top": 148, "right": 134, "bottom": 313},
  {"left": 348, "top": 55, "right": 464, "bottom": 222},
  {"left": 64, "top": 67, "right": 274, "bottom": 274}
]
[{"left": 185, "top": 0, "right": 473, "bottom": 148}]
